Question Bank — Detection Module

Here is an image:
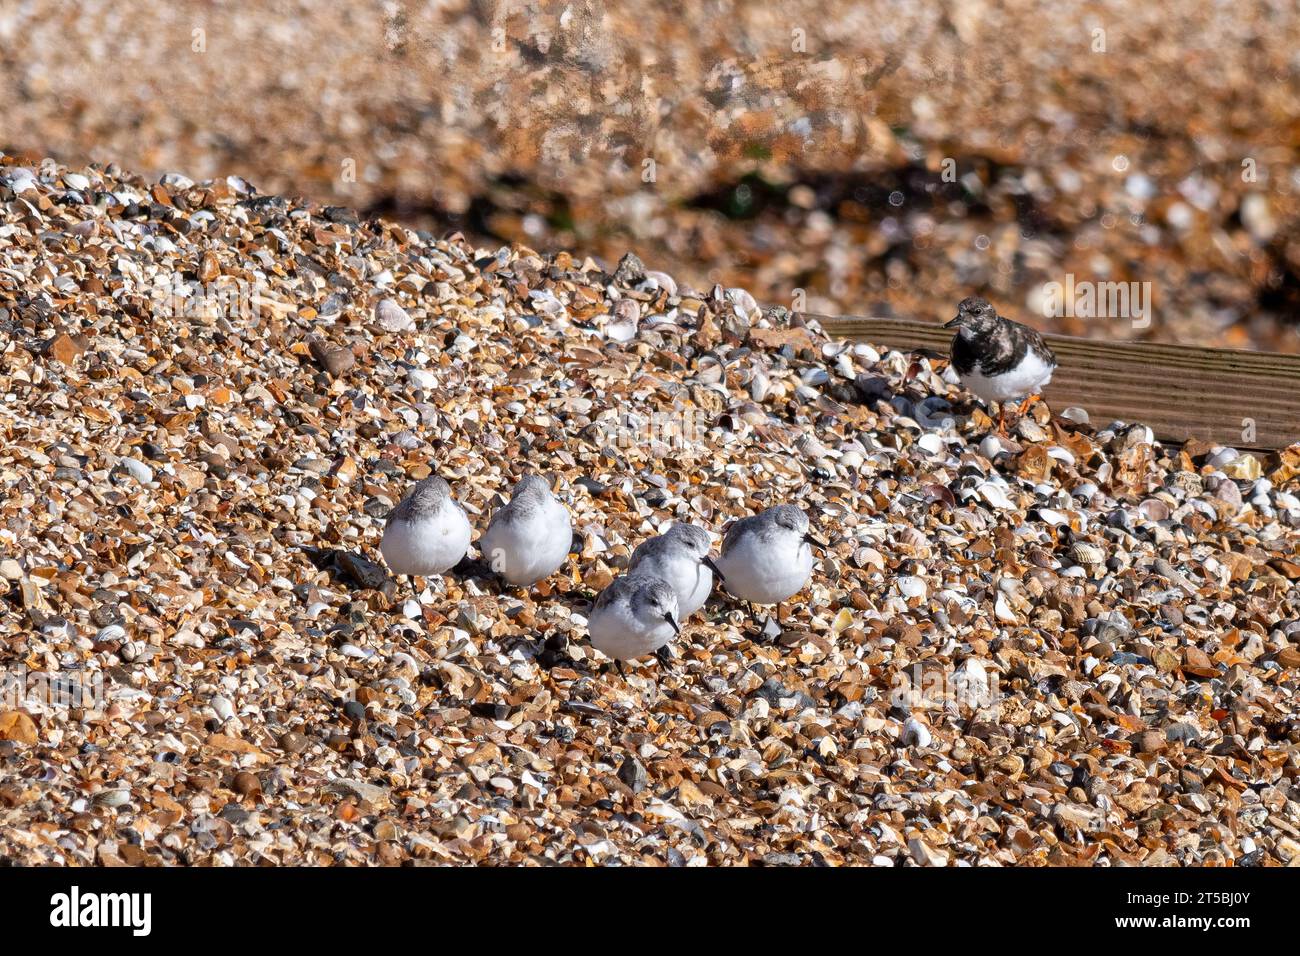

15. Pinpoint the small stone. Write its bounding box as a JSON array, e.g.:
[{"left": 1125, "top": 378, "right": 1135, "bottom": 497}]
[
  {"left": 1131, "top": 730, "right": 1166, "bottom": 754},
  {"left": 907, "top": 835, "right": 948, "bottom": 867},
  {"left": 618, "top": 756, "right": 649, "bottom": 794},
  {"left": 278, "top": 732, "right": 309, "bottom": 754},
  {"left": 119, "top": 457, "right": 154, "bottom": 484},
  {"left": 308, "top": 336, "right": 356, "bottom": 377},
  {"left": 611, "top": 252, "right": 646, "bottom": 286},
  {"left": 233, "top": 771, "right": 262, "bottom": 798},
  {"left": 0, "top": 712, "right": 39, "bottom": 744},
  {"left": 374, "top": 298, "right": 414, "bottom": 332},
  {"left": 46, "top": 332, "right": 86, "bottom": 365}
]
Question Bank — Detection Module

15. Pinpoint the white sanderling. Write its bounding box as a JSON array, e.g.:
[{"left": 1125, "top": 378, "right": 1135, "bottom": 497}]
[
  {"left": 714, "top": 504, "right": 823, "bottom": 610},
  {"left": 379, "top": 476, "right": 472, "bottom": 579},
  {"left": 587, "top": 574, "right": 681, "bottom": 672},
  {"left": 944, "top": 295, "right": 1057, "bottom": 434},
  {"left": 478, "top": 474, "right": 573, "bottom": 586},
  {"left": 626, "top": 523, "right": 720, "bottom": 617}
]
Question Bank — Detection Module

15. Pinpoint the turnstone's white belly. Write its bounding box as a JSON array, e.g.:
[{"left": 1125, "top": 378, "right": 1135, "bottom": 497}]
[{"left": 961, "top": 350, "right": 1055, "bottom": 405}]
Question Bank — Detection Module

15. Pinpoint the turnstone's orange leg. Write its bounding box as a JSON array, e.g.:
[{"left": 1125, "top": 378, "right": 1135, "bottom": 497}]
[
  {"left": 1016, "top": 394, "right": 1042, "bottom": 417},
  {"left": 996, "top": 405, "right": 1009, "bottom": 437}
]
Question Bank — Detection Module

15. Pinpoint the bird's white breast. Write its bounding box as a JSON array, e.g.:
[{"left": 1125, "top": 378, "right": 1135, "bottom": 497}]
[
  {"left": 588, "top": 600, "right": 675, "bottom": 661},
  {"left": 480, "top": 498, "right": 571, "bottom": 585},
  {"left": 632, "top": 552, "right": 712, "bottom": 616},
  {"left": 380, "top": 504, "right": 472, "bottom": 576},
  {"left": 960, "top": 350, "right": 1055, "bottom": 404},
  {"left": 716, "top": 532, "right": 814, "bottom": 605}
]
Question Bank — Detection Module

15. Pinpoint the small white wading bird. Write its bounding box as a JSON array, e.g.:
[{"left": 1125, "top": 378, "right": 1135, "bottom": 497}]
[
  {"left": 944, "top": 295, "right": 1058, "bottom": 435},
  {"left": 587, "top": 575, "right": 681, "bottom": 674},
  {"left": 714, "top": 504, "right": 823, "bottom": 619},
  {"left": 380, "top": 476, "right": 472, "bottom": 582},
  {"left": 478, "top": 474, "right": 573, "bottom": 587},
  {"left": 626, "top": 523, "right": 721, "bottom": 617}
]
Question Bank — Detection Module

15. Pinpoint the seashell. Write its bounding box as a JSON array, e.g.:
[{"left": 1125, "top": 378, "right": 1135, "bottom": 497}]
[
  {"left": 604, "top": 298, "right": 640, "bottom": 342},
  {"left": 212, "top": 695, "right": 235, "bottom": 722},
  {"left": 1070, "top": 481, "right": 1098, "bottom": 502},
  {"left": 976, "top": 480, "right": 1016, "bottom": 510},
  {"left": 1036, "top": 507, "right": 1070, "bottom": 527},
  {"left": 1045, "top": 445, "right": 1076, "bottom": 466},
  {"left": 853, "top": 343, "right": 881, "bottom": 363},
  {"left": 830, "top": 608, "right": 854, "bottom": 635},
  {"left": 854, "top": 547, "right": 886, "bottom": 571},
  {"left": 916, "top": 432, "right": 946, "bottom": 456},
  {"left": 96, "top": 623, "right": 127, "bottom": 642},
  {"left": 795, "top": 433, "right": 832, "bottom": 460},
  {"left": 979, "top": 434, "right": 1012, "bottom": 460},
  {"left": 1069, "top": 543, "right": 1105, "bottom": 566},
  {"left": 1059, "top": 406, "right": 1090, "bottom": 425},
  {"left": 1206, "top": 446, "right": 1239, "bottom": 469},
  {"left": 1138, "top": 498, "right": 1170, "bottom": 521},
  {"left": 640, "top": 270, "right": 677, "bottom": 295},
  {"left": 1016, "top": 418, "right": 1049, "bottom": 443},
  {"left": 374, "top": 297, "right": 414, "bottom": 331},
  {"left": 726, "top": 287, "right": 760, "bottom": 320},
  {"left": 896, "top": 575, "right": 928, "bottom": 600},
  {"left": 900, "top": 716, "right": 932, "bottom": 748}
]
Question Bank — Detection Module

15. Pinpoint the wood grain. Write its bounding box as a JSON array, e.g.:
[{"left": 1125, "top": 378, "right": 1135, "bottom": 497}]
[{"left": 811, "top": 314, "right": 1300, "bottom": 452}]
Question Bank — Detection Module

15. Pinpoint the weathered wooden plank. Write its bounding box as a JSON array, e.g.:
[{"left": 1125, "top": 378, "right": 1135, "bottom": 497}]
[{"left": 812, "top": 314, "right": 1300, "bottom": 452}]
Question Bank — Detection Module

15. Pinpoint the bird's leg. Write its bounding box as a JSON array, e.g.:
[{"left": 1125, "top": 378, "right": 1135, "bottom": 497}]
[
  {"left": 996, "top": 404, "right": 1009, "bottom": 437},
  {"left": 615, "top": 659, "right": 627, "bottom": 679},
  {"left": 655, "top": 645, "right": 675, "bottom": 670},
  {"left": 1016, "top": 393, "right": 1042, "bottom": 417}
]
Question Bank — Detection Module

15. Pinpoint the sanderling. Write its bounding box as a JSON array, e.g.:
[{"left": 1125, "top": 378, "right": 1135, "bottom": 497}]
[
  {"left": 379, "top": 476, "right": 472, "bottom": 579},
  {"left": 478, "top": 473, "right": 573, "bottom": 586},
  {"left": 587, "top": 574, "right": 681, "bottom": 672},
  {"left": 715, "top": 504, "right": 822, "bottom": 611},
  {"left": 626, "top": 523, "right": 720, "bottom": 616},
  {"left": 944, "top": 296, "right": 1057, "bottom": 434}
]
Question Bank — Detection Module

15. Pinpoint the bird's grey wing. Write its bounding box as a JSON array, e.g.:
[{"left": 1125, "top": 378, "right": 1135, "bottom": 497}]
[
  {"left": 721, "top": 515, "right": 757, "bottom": 553},
  {"left": 593, "top": 576, "right": 632, "bottom": 611}
]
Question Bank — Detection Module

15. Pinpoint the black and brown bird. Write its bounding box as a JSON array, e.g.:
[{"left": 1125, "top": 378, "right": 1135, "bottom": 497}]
[{"left": 944, "top": 296, "right": 1058, "bottom": 434}]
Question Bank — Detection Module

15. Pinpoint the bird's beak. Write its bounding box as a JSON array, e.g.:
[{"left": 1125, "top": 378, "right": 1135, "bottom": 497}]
[
  {"left": 804, "top": 533, "right": 829, "bottom": 549},
  {"left": 665, "top": 613, "right": 681, "bottom": 635},
  {"left": 942, "top": 315, "right": 962, "bottom": 329},
  {"left": 702, "top": 556, "right": 725, "bottom": 581}
]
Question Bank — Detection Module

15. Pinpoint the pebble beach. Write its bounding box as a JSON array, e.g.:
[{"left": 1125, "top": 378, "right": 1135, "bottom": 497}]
[{"left": 2, "top": 156, "right": 1299, "bottom": 866}]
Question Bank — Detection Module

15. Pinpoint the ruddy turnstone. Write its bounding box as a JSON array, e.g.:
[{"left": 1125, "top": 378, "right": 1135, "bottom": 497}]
[
  {"left": 626, "top": 523, "right": 721, "bottom": 617},
  {"left": 379, "top": 476, "right": 472, "bottom": 579},
  {"left": 477, "top": 473, "right": 573, "bottom": 586},
  {"left": 714, "top": 504, "right": 824, "bottom": 615},
  {"left": 587, "top": 574, "right": 681, "bottom": 671},
  {"left": 944, "top": 296, "right": 1057, "bottom": 433}
]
